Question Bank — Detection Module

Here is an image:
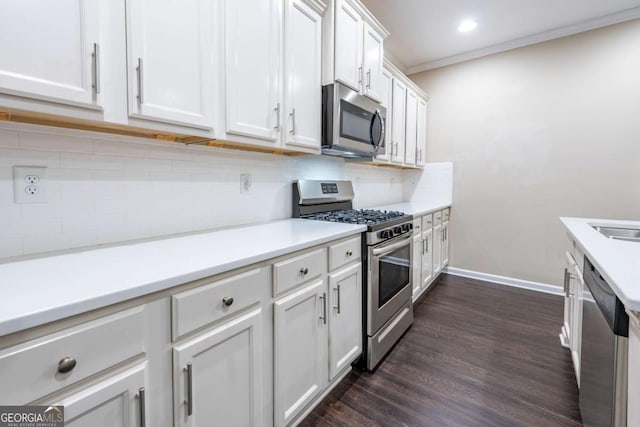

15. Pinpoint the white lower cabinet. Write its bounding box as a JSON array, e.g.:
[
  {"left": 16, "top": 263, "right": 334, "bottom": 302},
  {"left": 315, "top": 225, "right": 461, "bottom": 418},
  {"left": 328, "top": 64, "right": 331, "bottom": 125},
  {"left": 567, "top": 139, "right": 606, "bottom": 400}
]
[
  {"left": 328, "top": 263, "right": 362, "bottom": 380},
  {"left": 173, "top": 308, "right": 263, "bottom": 427},
  {"left": 561, "top": 249, "right": 584, "bottom": 385},
  {"left": 274, "top": 279, "right": 328, "bottom": 427},
  {"left": 441, "top": 221, "right": 450, "bottom": 267},
  {"left": 628, "top": 310, "right": 640, "bottom": 426},
  {"left": 49, "top": 362, "right": 148, "bottom": 427},
  {"left": 411, "top": 209, "right": 450, "bottom": 302},
  {"left": 421, "top": 228, "right": 433, "bottom": 289},
  {"left": 433, "top": 224, "right": 442, "bottom": 276}
]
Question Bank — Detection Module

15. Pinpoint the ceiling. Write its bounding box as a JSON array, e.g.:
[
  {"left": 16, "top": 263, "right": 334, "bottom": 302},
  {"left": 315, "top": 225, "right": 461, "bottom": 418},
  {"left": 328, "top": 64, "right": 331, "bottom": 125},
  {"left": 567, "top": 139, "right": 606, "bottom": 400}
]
[{"left": 360, "top": 0, "right": 640, "bottom": 74}]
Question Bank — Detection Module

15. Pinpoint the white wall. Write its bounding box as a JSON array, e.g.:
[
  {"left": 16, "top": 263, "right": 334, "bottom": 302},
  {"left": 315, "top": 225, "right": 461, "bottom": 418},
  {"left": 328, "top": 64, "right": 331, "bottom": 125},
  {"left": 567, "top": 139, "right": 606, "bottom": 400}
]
[
  {"left": 0, "top": 122, "right": 404, "bottom": 259},
  {"left": 410, "top": 19, "right": 640, "bottom": 286},
  {"left": 403, "top": 162, "right": 453, "bottom": 205}
]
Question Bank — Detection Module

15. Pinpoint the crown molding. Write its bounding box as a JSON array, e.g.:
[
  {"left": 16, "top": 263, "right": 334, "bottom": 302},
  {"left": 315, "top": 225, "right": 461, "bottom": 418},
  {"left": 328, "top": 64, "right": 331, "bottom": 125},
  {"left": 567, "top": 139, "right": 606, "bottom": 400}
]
[{"left": 405, "top": 6, "right": 640, "bottom": 75}]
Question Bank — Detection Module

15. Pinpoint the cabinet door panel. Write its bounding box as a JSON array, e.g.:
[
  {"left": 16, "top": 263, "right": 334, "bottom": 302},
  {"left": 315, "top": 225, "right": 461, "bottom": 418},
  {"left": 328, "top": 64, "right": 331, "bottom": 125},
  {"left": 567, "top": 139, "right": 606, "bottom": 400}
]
[
  {"left": 416, "top": 98, "right": 427, "bottom": 166},
  {"left": 334, "top": 0, "right": 363, "bottom": 92},
  {"left": 173, "top": 309, "right": 263, "bottom": 427},
  {"left": 422, "top": 228, "right": 433, "bottom": 289},
  {"left": 441, "top": 221, "right": 450, "bottom": 267},
  {"left": 329, "top": 263, "right": 362, "bottom": 379},
  {"left": 433, "top": 225, "right": 442, "bottom": 275},
  {"left": 274, "top": 279, "right": 327, "bottom": 426},
  {"left": 412, "top": 234, "right": 422, "bottom": 301},
  {"left": 375, "top": 67, "right": 393, "bottom": 162},
  {"left": 0, "top": 0, "right": 100, "bottom": 107},
  {"left": 225, "top": 0, "right": 280, "bottom": 141},
  {"left": 362, "top": 22, "right": 383, "bottom": 102},
  {"left": 404, "top": 89, "right": 418, "bottom": 166},
  {"left": 49, "top": 363, "right": 147, "bottom": 427},
  {"left": 390, "top": 79, "right": 406, "bottom": 164},
  {"left": 127, "top": 0, "right": 214, "bottom": 128},
  {"left": 284, "top": 0, "right": 322, "bottom": 150}
]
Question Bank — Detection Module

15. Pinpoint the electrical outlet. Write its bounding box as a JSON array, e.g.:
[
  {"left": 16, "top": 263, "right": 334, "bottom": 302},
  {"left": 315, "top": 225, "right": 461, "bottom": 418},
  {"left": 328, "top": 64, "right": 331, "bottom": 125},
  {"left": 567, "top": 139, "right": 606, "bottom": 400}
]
[
  {"left": 240, "top": 174, "right": 252, "bottom": 194},
  {"left": 14, "top": 166, "right": 47, "bottom": 203}
]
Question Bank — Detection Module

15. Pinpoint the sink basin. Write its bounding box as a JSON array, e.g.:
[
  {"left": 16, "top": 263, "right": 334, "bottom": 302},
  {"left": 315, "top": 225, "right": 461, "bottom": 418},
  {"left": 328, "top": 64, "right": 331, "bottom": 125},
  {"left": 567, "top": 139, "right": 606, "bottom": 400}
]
[{"left": 592, "top": 226, "right": 640, "bottom": 242}]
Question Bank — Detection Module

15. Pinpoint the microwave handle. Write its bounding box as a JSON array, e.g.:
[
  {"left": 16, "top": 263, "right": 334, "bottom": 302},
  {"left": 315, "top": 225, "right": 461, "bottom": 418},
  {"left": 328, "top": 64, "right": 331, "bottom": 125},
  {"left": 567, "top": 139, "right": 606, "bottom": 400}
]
[{"left": 371, "top": 109, "right": 385, "bottom": 151}]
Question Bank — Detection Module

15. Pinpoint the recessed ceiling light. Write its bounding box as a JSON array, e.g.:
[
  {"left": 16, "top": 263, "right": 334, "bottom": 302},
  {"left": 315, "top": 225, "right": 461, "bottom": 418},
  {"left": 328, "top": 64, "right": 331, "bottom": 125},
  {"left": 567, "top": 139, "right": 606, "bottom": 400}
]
[{"left": 458, "top": 19, "right": 478, "bottom": 33}]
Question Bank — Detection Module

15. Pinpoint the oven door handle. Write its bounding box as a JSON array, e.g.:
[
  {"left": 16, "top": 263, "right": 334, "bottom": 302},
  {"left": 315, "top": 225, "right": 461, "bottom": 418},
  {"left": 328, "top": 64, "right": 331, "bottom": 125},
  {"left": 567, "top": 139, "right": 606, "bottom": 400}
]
[{"left": 372, "top": 234, "right": 412, "bottom": 256}]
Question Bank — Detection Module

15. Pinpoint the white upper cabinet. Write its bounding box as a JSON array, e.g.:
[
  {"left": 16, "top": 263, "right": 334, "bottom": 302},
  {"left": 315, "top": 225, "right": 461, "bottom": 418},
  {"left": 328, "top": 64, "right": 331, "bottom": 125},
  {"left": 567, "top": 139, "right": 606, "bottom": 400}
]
[
  {"left": 390, "top": 79, "right": 406, "bottom": 164},
  {"left": 126, "top": 0, "right": 214, "bottom": 129},
  {"left": 0, "top": 0, "right": 102, "bottom": 109},
  {"left": 404, "top": 89, "right": 418, "bottom": 166},
  {"left": 362, "top": 22, "right": 383, "bottom": 102},
  {"left": 331, "top": 0, "right": 386, "bottom": 101},
  {"left": 416, "top": 97, "right": 427, "bottom": 167},
  {"left": 334, "top": 0, "right": 363, "bottom": 92},
  {"left": 375, "top": 66, "right": 393, "bottom": 162},
  {"left": 284, "top": 0, "right": 323, "bottom": 151},
  {"left": 224, "top": 0, "right": 280, "bottom": 142}
]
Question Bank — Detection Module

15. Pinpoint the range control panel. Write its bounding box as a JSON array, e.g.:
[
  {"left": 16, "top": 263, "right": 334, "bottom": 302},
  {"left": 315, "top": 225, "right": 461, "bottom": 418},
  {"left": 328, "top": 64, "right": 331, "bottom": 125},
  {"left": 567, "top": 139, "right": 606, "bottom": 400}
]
[{"left": 321, "top": 183, "right": 339, "bottom": 194}]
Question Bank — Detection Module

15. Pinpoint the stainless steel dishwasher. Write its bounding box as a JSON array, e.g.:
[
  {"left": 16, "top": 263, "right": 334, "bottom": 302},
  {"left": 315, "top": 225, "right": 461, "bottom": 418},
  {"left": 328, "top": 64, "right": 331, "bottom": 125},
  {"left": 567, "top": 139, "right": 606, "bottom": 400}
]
[{"left": 580, "top": 257, "right": 629, "bottom": 427}]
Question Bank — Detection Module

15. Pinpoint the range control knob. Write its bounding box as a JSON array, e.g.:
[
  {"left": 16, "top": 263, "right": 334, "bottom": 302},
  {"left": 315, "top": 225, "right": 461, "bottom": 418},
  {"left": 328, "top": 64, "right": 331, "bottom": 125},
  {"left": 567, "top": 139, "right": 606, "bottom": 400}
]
[
  {"left": 402, "top": 224, "right": 411, "bottom": 233},
  {"left": 378, "top": 230, "right": 392, "bottom": 239},
  {"left": 393, "top": 226, "right": 402, "bottom": 235}
]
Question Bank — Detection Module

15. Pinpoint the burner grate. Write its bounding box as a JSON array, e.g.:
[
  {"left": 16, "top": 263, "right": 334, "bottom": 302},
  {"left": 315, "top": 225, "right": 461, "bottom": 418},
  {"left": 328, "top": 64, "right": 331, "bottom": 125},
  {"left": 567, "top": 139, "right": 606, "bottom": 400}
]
[{"left": 302, "top": 209, "right": 407, "bottom": 225}]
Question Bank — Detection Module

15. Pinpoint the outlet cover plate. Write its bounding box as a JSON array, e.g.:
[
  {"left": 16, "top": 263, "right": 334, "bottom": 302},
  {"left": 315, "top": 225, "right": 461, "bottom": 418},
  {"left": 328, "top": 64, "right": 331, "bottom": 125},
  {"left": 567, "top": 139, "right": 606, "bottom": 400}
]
[{"left": 14, "top": 166, "right": 47, "bottom": 203}]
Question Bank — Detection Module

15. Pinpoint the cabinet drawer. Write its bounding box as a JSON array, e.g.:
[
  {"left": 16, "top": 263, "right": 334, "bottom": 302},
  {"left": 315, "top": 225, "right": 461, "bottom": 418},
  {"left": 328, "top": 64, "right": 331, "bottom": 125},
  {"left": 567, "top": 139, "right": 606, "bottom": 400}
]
[
  {"left": 442, "top": 208, "right": 450, "bottom": 221},
  {"left": 172, "top": 267, "right": 268, "bottom": 340},
  {"left": 433, "top": 211, "right": 442, "bottom": 225},
  {"left": 422, "top": 214, "right": 433, "bottom": 229},
  {"left": 273, "top": 248, "right": 326, "bottom": 296},
  {"left": 413, "top": 218, "right": 422, "bottom": 235},
  {"left": 329, "top": 237, "right": 361, "bottom": 271},
  {"left": 0, "top": 306, "right": 145, "bottom": 404}
]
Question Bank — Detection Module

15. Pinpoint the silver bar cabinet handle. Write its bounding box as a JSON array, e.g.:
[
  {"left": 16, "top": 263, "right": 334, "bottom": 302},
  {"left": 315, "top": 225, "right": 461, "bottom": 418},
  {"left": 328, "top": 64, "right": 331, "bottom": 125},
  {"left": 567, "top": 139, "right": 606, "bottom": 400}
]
[
  {"left": 366, "top": 69, "right": 371, "bottom": 88},
  {"left": 274, "top": 103, "right": 280, "bottom": 131},
  {"left": 137, "top": 387, "right": 146, "bottom": 427},
  {"left": 92, "top": 43, "right": 100, "bottom": 94},
  {"left": 184, "top": 363, "right": 193, "bottom": 416},
  {"left": 136, "top": 58, "right": 144, "bottom": 104},
  {"left": 358, "top": 66, "right": 363, "bottom": 85},
  {"left": 319, "top": 293, "right": 327, "bottom": 324},
  {"left": 426, "top": 236, "right": 429, "bottom": 252},
  {"left": 289, "top": 108, "right": 296, "bottom": 135},
  {"left": 334, "top": 285, "right": 341, "bottom": 314}
]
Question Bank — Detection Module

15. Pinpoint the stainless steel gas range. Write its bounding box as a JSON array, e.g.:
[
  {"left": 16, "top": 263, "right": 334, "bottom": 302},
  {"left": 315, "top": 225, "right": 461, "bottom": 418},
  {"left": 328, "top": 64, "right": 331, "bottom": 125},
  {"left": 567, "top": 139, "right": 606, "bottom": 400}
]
[{"left": 293, "top": 179, "right": 414, "bottom": 370}]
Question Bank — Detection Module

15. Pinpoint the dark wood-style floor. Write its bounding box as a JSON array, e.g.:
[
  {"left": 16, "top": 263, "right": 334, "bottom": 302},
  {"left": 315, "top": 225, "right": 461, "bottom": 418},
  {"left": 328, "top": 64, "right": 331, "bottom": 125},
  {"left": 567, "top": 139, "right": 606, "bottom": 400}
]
[{"left": 300, "top": 274, "right": 582, "bottom": 427}]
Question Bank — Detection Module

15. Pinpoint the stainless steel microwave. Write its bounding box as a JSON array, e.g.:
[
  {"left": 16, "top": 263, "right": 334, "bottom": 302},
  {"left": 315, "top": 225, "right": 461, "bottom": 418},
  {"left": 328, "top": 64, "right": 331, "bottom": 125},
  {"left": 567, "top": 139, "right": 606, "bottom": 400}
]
[{"left": 322, "top": 83, "right": 386, "bottom": 158}]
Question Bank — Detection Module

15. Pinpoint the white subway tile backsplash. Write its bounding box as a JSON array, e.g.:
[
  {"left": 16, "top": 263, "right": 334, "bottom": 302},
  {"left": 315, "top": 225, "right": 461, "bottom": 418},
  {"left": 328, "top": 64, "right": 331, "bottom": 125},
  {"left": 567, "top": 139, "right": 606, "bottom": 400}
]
[
  {"left": 0, "top": 129, "right": 18, "bottom": 148},
  {"left": 0, "top": 148, "right": 60, "bottom": 168},
  {"left": 19, "top": 131, "right": 93, "bottom": 153},
  {"left": 0, "top": 237, "right": 22, "bottom": 258},
  {"left": 93, "top": 139, "right": 149, "bottom": 158},
  {"left": 0, "top": 124, "right": 415, "bottom": 259}
]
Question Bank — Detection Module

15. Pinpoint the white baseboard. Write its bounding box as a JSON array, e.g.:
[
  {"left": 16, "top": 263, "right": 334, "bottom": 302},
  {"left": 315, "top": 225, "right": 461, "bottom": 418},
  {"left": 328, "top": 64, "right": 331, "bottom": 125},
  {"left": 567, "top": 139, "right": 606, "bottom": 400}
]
[{"left": 443, "top": 266, "right": 563, "bottom": 296}]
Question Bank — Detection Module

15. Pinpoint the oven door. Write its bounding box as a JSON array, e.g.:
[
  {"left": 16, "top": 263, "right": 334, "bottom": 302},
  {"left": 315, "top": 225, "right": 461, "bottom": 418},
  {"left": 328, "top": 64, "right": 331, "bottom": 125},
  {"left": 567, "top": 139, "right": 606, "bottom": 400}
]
[{"left": 368, "top": 233, "right": 412, "bottom": 335}]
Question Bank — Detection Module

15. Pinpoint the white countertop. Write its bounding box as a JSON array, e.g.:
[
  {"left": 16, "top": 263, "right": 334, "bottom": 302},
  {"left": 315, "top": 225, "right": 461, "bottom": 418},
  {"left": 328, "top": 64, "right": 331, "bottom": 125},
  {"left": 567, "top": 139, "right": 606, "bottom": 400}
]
[
  {"left": 0, "top": 219, "right": 365, "bottom": 336},
  {"left": 561, "top": 217, "right": 640, "bottom": 311},
  {"left": 371, "top": 201, "right": 451, "bottom": 217}
]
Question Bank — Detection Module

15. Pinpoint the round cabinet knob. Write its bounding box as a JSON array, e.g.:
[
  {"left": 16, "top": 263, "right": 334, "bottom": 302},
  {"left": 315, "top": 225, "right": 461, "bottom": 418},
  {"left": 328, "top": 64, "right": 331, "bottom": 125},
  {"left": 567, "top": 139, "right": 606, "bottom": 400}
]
[
  {"left": 222, "top": 297, "right": 234, "bottom": 307},
  {"left": 300, "top": 267, "right": 309, "bottom": 275},
  {"left": 346, "top": 250, "right": 353, "bottom": 257},
  {"left": 57, "top": 356, "right": 77, "bottom": 374}
]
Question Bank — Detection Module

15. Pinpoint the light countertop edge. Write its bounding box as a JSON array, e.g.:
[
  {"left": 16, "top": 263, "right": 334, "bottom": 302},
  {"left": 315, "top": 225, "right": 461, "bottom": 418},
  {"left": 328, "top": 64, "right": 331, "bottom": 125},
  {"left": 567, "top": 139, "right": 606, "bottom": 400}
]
[
  {"left": 370, "top": 201, "right": 452, "bottom": 217},
  {"left": 0, "top": 219, "right": 366, "bottom": 336},
  {"left": 560, "top": 217, "right": 640, "bottom": 312}
]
